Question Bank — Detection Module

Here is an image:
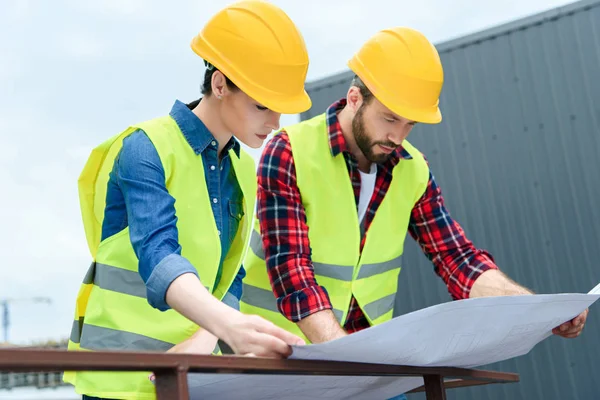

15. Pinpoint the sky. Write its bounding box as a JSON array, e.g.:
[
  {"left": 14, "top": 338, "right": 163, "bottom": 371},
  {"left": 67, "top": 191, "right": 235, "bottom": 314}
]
[{"left": 0, "top": 0, "right": 579, "bottom": 345}]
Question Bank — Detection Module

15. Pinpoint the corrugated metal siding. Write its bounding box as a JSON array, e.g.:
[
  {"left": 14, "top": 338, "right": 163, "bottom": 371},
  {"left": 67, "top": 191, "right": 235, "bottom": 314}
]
[{"left": 301, "top": 1, "right": 600, "bottom": 399}]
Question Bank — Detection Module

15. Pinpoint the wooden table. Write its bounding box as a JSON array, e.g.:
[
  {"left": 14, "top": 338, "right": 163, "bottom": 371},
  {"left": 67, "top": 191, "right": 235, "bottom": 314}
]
[{"left": 0, "top": 348, "right": 519, "bottom": 399}]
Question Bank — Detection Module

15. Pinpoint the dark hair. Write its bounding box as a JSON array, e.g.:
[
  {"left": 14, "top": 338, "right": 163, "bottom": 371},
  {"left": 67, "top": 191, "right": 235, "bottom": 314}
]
[
  {"left": 351, "top": 75, "right": 374, "bottom": 105},
  {"left": 186, "top": 62, "right": 241, "bottom": 110},
  {"left": 201, "top": 62, "right": 239, "bottom": 96}
]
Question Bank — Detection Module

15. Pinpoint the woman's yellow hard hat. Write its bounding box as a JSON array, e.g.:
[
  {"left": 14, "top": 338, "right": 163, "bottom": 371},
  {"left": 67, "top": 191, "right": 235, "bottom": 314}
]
[{"left": 191, "top": 0, "right": 312, "bottom": 114}]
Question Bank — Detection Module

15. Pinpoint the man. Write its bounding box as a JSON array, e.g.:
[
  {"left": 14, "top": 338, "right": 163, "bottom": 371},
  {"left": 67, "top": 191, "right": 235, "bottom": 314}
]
[{"left": 240, "top": 26, "right": 588, "bottom": 348}]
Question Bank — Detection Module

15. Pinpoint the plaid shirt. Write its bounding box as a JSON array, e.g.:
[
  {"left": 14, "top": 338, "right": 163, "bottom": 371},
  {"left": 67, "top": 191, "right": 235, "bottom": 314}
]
[{"left": 256, "top": 99, "right": 498, "bottom": 333}]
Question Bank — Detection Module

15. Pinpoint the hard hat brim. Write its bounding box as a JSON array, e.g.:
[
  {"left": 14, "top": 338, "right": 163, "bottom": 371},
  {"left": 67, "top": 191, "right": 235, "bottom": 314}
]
[{"left": 264, "top": 91, "right": 312, "bottom": 115}]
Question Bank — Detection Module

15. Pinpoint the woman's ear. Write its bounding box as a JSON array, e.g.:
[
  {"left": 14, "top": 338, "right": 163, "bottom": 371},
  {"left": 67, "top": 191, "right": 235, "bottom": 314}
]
[{"left": 211, "top": 70, "right": 228, "bottom": 99}]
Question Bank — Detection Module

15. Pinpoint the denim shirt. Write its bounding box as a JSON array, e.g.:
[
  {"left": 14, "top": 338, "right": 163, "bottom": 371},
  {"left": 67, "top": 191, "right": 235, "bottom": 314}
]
[{"left": 101, "top": 100, "right": 246, "bottom": 311}]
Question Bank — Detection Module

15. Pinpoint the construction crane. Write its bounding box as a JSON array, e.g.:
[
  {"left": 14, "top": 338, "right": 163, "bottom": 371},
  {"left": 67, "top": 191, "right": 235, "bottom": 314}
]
[{"left": 1, "top": 297, "right": 52, "bottom": 343}]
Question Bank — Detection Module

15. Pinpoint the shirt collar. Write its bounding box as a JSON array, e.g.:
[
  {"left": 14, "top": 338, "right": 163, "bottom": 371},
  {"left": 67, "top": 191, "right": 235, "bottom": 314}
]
[
  {"left": 169, "top": 99, "right": 241, "bottom": 157},
  {"left": 325, "top": 98, "right": 413, "bottom": 162}
]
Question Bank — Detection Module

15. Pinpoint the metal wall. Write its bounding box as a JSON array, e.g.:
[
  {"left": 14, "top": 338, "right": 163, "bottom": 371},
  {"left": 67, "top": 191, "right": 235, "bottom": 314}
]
[{"left": 301, "top": 1, "right": 600, "bottom": 398}]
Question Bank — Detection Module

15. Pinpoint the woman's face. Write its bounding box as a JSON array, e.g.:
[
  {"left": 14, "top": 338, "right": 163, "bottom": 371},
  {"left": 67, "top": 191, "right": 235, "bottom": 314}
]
[{"left": 219, "top": 84, "right": 281, "bottom": 149}]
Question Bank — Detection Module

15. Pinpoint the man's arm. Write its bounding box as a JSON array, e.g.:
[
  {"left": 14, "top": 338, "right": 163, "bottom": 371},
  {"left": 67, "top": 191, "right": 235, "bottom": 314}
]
[
  {"left": 409, "top": 165, "right": 587, "bottom": 338},
  {"left": 296, "top": 311, "right": 347, "bottom": 343},
  {"left": 407, "top": 168, "right": 502, "bottom": 300},
  {"left": 257, "top": 133, "right": 346, "bottom": 343},
  {"left": 470, "top": 269, "right": 533, "bottom": 297}
]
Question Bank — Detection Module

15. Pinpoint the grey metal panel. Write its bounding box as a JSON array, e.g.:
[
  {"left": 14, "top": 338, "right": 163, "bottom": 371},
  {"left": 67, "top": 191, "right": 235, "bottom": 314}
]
[
  {"left": 301, "top": 72, "right": 354, "bottom": 120},
  {"left": 301, "top": 1, "right": 600, "bottom": 399}
]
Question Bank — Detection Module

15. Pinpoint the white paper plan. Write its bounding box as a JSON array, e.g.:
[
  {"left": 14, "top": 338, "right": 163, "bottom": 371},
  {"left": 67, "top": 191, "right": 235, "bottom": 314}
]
[
  {"left": 289, "top": 290, "right": 599, "bottom": 368},
  {"left": 188, "top": 286, "right": 600, "bottom": 399}
]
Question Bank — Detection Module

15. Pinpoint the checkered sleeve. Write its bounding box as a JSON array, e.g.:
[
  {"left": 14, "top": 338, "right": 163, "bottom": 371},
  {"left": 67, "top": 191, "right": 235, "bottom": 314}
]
[
  {"left": 256, "top": 132, "right": 333, "bottom": 321},
  {"left": 408, "top": 168, "right": 499, "bottom": 300}
]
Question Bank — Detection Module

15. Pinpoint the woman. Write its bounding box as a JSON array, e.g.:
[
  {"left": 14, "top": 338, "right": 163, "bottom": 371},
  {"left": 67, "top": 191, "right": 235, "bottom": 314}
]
[{"left": 63, "top": 1, "right": 312, "bottom": 399}]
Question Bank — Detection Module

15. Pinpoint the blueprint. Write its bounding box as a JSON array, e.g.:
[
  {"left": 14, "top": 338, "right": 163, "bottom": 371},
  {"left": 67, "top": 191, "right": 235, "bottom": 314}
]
[{"left": 188, "top": 286, "right": 599, "bottom": 399}]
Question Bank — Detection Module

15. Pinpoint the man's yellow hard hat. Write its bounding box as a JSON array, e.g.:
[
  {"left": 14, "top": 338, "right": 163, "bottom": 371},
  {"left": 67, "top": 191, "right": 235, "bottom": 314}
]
[{"left": 348, "top": 27, "right": 444, "bottom": 124}]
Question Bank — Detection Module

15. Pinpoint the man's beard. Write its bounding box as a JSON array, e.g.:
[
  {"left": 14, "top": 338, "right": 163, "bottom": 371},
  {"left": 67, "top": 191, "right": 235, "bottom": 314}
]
[{"left": 352, "top": 106, "right": 398, "bottom": 164}]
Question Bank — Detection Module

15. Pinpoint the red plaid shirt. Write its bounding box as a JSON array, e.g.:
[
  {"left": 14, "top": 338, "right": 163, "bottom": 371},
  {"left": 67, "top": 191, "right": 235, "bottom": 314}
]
[{"left": 256, "top": 99, "right": 498, "bottom": 333}]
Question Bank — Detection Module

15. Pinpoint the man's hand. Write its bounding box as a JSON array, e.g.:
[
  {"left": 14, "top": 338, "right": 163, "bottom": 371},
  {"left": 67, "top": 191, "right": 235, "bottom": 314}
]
[
  {"left": 552, "top": 309, "right": 588, "bottom": 338},
  {"left": 470, "top": 270, "right": 589, "bottom": 340},
  {"left": 218, "top": 313, "right": 305, "bottom": 358}
]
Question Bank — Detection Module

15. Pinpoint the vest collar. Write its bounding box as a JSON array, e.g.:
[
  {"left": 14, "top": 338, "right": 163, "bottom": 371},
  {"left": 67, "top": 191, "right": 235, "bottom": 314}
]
[{"left": 169, "top": 99, "right": 241, "bottom": 157}]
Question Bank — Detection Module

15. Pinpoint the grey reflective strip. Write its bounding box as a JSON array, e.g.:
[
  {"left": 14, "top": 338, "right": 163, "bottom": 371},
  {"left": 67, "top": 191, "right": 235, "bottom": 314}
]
[
  {"left": 90, "top": 262, "right": 210, "bottom": 296},
  {"left": 363, "top": 294, "right": 396, "bottom": 321},
  {"left": 313, "top": 262, "right": 353, "bottom": 281},
  {"left": 243, "top": 284, "right": 344, "bottom": 322},
  {"left": 83, "top": 262, "right": 96, "bottom": 284},
  {"left": 80, "top": 324, "right": 173, "bottom": 351},
  {"left": 242, "top": 284, "right": 279, "bottom": 313},
  {"left": 251, "top": 228, "right": 353, "bottom": 281},
  {"left": 250, "top": 230, "right": 265, "bottom": 258},
  {"left": 70, "top": 318, "right": 84, "bottom": 343},
  {"left": 357, "top": 255, "right": 402, "bottom": 279},
  {"left": 251, "top": 228, "right": 398, "bottom": 282},
  {"left": 94, "top": 263, "right": 147, "bottom": 298}
]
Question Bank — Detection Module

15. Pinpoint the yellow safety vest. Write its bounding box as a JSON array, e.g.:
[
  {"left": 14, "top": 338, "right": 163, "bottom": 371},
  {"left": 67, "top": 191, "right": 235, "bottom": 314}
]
[
  {"left": 240, "top": 113, "right": 429, "bottom": 342},
  {"left": 64, "top": 115, "right": 256, "bottom": 400}
]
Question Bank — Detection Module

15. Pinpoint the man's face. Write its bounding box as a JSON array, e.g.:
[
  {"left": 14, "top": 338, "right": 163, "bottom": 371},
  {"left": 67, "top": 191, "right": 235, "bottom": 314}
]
[{"left": 352, "top": 97, "right": 416, "bottom": 164}]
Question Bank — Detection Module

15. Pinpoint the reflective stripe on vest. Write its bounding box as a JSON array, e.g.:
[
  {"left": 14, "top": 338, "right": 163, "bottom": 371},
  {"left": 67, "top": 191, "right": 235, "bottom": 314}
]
[
  {"left": 246, "top": 229, "right": 399, "bottom": 321},
  {"left": 70, "top": 321, "right": 222, "bottom": 354},
  {"left": 85, "top": 262, "right": 210, "bottom": 298},
  {"left": 240, "top": 112, "right": 428, "bottom": 337},
  {"left": 250, "top": 230, "right": 401, "bottom": 280},
  {"left": 68, "top": 262, "right": 210, "bottom": 349}
]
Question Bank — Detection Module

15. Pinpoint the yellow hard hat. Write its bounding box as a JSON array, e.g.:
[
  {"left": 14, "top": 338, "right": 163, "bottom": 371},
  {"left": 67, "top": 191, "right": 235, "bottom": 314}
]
[
  {"left": 348, "top": 27, "right": 444, "bottom": 124},
  {"left": 191, "top": 0, "right": 311, "bottom": 114}
]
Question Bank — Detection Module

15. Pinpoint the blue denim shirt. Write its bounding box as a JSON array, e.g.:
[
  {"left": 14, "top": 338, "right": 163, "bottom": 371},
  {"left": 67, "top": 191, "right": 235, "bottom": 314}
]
[{"left": 101, "top": 100, "right": 246, "bottom": 311}]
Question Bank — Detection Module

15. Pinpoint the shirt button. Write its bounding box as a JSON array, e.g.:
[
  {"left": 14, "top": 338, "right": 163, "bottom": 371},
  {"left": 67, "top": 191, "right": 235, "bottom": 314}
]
[
  {"left": 210, "top": 165, "right": 216, "bottom": 171},
  {"left": 213, "top": 198, "right": 218, "bottom": 204},
  {"left": 220, "top": 165, "right": 223, "bottom": 171},
  {"left": 217, "top": 230, "right": 221, "bottom": 236},
  {"left": 211, "top": 141, "right": 217, "bottom": 147}
]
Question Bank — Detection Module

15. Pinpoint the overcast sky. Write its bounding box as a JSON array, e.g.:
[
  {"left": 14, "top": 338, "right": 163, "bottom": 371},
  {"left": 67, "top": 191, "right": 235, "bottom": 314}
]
[{"left": 0, "top": 0, "right": 578, "bottom": 345}]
